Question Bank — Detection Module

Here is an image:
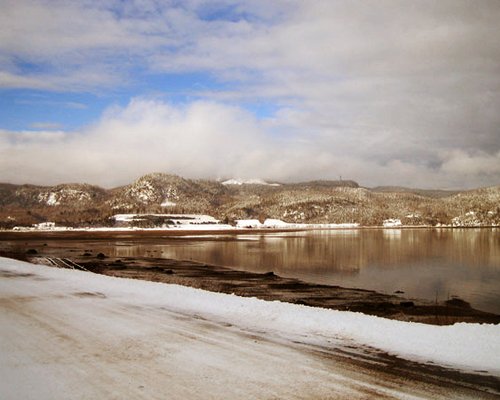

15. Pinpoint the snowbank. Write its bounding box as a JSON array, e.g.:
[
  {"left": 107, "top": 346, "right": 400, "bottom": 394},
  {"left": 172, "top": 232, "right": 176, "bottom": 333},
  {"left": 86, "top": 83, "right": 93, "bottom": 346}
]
[
  {"left": 383, "top": 219, "right": 402, "bottom": 227},
  {"left": 1, "top": 257, "right": 498, "bottom": 376},
  {"left": 263, "top": 218, "right": 290, "bottom": 227},
  {"left": 235, "top": 219, "right": 263, "bottom": 228}
]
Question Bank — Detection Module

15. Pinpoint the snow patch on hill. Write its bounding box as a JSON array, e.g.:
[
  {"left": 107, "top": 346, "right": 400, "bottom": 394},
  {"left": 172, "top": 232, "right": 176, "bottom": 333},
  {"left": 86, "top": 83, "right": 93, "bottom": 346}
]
[
  {"left": 125, "top": 180, "right": 156, "bottom": 203},
  {"left": 160, "top": 200, "right": 177, "bottom": 207},
  {"left": 37, "top": 189, "right": 92, "bottom": 206}
]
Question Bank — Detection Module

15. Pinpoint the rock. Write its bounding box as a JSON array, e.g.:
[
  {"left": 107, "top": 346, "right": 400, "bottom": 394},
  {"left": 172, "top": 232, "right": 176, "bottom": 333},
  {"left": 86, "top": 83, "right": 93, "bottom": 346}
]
[{"left": 445, "top": 297, "right": 471, "bottom": 308}]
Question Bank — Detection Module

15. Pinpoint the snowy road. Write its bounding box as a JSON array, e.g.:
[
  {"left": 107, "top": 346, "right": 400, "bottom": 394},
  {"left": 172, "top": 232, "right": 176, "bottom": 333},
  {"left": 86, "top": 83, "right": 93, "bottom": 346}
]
[{"left": 1, "top": 258, "right": 499, "bottom": 399}]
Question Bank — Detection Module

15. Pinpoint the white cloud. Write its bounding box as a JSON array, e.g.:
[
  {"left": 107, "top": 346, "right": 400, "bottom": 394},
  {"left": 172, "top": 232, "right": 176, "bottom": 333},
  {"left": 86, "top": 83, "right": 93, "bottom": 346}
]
[
  {"left": 1, "top": 98, "right": 498, "bottom": 189},
  {"left": 0, "top": 129, "right": 67, "bottom": 143},
  {"left": 29, "top": 122, "right": 64, "bottom": 130},
  {"left": 0, "top": 71, "right": 58, "bottom": 90},
  {"left": 0, "top": 0, "right": 171, "bottom": 89},
  {"left": 0, "top": 99, "right": 267, "bottom": 186}
]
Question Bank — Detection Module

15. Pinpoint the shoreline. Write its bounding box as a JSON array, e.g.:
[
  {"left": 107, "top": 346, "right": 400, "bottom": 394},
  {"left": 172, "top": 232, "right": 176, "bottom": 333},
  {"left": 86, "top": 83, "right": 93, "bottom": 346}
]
[
  {"left": 57, "top": 255, "right": 500, "bottom": 325},
  {"left": 1, "top": 245, "right": 499, "bottom": 325},
  {"left": 0, "top": 224, "right": 498, "bottom": 239}
]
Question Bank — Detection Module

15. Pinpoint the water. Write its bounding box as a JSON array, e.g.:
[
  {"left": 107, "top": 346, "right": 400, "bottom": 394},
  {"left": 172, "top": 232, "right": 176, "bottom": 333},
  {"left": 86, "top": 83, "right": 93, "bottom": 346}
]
[{"left": 108, "top": 228, "right": 500, "bottom": 314}]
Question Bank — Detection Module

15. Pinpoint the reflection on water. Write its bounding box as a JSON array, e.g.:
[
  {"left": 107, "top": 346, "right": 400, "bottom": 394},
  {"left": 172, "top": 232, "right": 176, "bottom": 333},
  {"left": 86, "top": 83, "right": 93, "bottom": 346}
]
[{"left": 6, "top": 228, "right": 498, "bottom": 313}]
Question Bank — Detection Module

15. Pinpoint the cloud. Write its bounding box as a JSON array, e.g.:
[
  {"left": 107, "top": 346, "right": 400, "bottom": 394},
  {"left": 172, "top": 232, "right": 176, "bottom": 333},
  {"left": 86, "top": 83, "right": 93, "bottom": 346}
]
[
  {"left": 0, "top": 129, "right": 66, "bottom": 143},
  {"left": 0, "top": 71, "right": 58, "bottom": 90},
  {"left": 148, "top": 1, "right": 500, "bottom": 181},
  {"left": 0, "top": 0, "right": 171, "bottom": 90},
  {"left": 29, "top": 122, "right": 64, "bottom": 130},
  {"left": 0, "top": 99, "right": 268, "bottom": 186},
  {"left": 441, "top": 150, "right": 500, "bottom": 180},
  {"left": 1, "top": 97, "right": 498, "bottom": 189}
]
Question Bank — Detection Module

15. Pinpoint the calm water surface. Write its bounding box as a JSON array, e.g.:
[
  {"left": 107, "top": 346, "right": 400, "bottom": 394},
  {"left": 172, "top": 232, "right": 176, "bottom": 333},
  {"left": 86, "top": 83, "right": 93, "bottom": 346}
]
[{"left": 100, "top": 228, "right": 500, "bottom": 314}]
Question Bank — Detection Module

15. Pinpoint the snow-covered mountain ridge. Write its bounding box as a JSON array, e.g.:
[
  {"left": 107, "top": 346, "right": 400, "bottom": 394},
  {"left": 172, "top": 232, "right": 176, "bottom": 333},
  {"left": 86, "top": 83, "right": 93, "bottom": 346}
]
[{"left": 0, "top": 173, "right": 499, "bottom": 228}]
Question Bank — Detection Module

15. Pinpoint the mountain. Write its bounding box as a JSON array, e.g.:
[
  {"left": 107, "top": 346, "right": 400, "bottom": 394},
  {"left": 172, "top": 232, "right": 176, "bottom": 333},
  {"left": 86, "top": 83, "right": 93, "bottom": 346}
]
[
  {"left": 107, "top": 173, "right": 228, "bottom": 214},
  {"left": 0, "top": 173, "right": 498, "bottom": 228},
  {"left": 0, "top": 182, "right": 108, "bottom": 227}
]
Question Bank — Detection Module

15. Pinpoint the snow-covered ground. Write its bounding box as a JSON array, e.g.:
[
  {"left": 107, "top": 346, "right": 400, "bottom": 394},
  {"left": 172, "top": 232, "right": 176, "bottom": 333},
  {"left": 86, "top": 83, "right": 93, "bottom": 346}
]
[
  {"left": 113, "top": 213, "right": 221, "bottom": 224},
  {"left": 1, "top": 257, "right": 499, "bottom": 399},
  {"left": 3, "top": 257, "right": 498, "bottom": 375},
  {"left": 383, "top": 219, "right": 403, "bottom": 227},
  {"left": 261, "top": 219, "right": 360, "bottom": 229},
  {"left": 234, "top": 218, "right": 360, "bottom": 229},
  {"left": 235, "top": 219, "right": 263, "bottom": 228}
]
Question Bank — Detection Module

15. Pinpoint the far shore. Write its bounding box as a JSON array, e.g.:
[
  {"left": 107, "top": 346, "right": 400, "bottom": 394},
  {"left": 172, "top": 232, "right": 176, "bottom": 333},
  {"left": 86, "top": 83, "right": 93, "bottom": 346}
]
[{"left": 0, "top": 224, "right": 498, "bottom": 239}]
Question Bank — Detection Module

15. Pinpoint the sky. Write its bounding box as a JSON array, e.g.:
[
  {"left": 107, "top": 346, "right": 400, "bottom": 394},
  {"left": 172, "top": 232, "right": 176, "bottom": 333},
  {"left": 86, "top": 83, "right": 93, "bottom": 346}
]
[{"left": 1, "top": 0, "right": 499, "bottom": 189}]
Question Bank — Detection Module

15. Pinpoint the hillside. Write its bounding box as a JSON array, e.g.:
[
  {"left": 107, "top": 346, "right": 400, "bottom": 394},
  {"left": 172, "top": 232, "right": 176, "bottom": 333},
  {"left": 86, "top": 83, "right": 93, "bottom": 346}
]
[{"left": 0, "top": 174, "right": 498, "bottom": 228}]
